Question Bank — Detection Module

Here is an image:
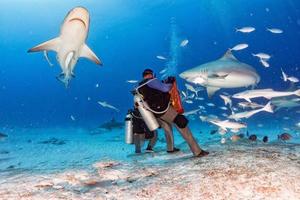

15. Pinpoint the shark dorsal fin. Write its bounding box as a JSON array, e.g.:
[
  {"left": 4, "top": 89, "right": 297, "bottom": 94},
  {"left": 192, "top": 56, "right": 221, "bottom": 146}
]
[{"left": 221, "top": 49, "right": 237, "bottom": 61}]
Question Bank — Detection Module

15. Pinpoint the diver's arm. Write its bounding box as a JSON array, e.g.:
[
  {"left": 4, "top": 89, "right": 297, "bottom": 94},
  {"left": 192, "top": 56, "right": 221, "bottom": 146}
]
[{"left": 147, "top": 79, "right": 172, "bottom": 92}]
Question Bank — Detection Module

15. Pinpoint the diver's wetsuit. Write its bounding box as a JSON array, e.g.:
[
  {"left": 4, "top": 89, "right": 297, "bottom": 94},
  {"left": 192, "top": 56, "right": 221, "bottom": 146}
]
[
  {"left": 132, "top": 108, "right": 157, "bottom": 153},
  {"left": 138, "top": 78, "right": 203, "bottom": 156}
]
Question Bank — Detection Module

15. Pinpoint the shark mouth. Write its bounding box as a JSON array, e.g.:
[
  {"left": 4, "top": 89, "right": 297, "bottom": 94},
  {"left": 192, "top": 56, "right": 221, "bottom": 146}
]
[{"left": 69, "top": 18, "right": 87, "bottom": 28}]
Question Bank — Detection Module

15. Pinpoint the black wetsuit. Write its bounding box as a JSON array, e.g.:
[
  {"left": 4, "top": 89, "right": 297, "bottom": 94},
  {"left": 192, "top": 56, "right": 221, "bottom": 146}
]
[
  {"left": 137, "top": 78, "right": 172, "bottom": 115},
  {"left": 132, "top": 108, "right": 154, "bottom": 139}
]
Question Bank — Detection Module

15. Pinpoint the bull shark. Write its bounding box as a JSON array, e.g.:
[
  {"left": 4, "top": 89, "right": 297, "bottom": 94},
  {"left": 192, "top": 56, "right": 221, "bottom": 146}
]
[
  {"left": 271, "top": 97, "right": 300, "bottom": 111},
  {"left": 232, "top": 88, "right": 300, "bottom": 102},
  {"left": 99, "top": 118, "right": 124, "bottom": 131},
  {"left": 207, "top": 119, "right": 247, "bottom": 133},
  {"left": 0, "top": 133, "right": 8, "bottom": 141},
  {"left": 179, "top": 50, "right": 260, "bottom": 97},
  {"left": 228, "top": 102, "right": 273, "bottom": 120},
  {"left": 28, "top": 7, "right": 102, "bottom": 87}
]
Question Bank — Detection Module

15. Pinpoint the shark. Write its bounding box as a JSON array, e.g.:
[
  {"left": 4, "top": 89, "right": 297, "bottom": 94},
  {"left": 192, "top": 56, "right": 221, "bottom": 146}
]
[
  {"left": 28, "top": 7, "right": 102, "bottom": 87},
  {"left": 0, "top": 133, "right": 8, "bottom": 141},
  {"left": 98, "top": 118, "right": 124, "bottom": 131},
  {"left": 179, "top": 50, "right": 260, "bottom": 97},
  {"left": 228, "top": 101, "right": 273, "bottom": 120},
  {"left": 207, "top": 119, "right": 247, "bottom": 133},
  {"left": 271, "top": 97, "right": 300, "bottom": 111}
]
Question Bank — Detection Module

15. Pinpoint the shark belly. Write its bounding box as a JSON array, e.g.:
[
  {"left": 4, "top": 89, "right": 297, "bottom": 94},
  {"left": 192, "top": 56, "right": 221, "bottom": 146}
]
[{"left": 58, "top": 21, "right": 87, "bottom": 73}]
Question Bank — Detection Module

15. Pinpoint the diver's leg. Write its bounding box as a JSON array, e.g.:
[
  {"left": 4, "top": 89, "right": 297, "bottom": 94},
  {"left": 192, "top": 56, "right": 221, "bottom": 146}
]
[
  {"left": 134, "top": 133, "right": 141, "bottom": 153},
  {"left": 147, "top": 130, "right": 158, "bottom": 150},
  {"left": 160, "top": 106, "right": 208, "bottom": 156},
  {"left": 173, "top": 114, "right": 209, "bottom": 157},
  {"left": 175, "top": 125, "right": 201, "bottom": 156},
  {"left": 140, "top": 134, "right": 145, "bottom": 149},
  {"left": 157, "top": 119, "right": 174, "bottom": 151}
]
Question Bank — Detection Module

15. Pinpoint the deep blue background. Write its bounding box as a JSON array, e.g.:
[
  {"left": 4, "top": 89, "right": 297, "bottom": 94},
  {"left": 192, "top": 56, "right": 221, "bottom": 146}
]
[{"left": 0, "top": 0, "right": 299, "bottom": 128}]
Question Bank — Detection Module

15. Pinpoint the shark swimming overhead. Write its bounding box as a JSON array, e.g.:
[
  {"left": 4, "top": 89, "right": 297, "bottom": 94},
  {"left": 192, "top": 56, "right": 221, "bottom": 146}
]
[
  {"left": 28, "top": 6, "right": 102, "bottom": 87},
  {"left": 179, "top": 50, "right": 260, "bottom": 97}
]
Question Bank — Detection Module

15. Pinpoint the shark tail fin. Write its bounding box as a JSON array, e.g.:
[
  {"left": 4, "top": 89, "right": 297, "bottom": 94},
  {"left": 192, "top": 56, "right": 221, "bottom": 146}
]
[
  {"left": 294, "top": 89, "right": 300, "bottom": 97},
  {"left": 28, "top": 37, "right": 60, "bottom": 53},
  {"left": 262, "top": 102, "right": 273, "bottom": 113},
  {"left": 80, "top": 43, "right": 102, "bottom": 65}
]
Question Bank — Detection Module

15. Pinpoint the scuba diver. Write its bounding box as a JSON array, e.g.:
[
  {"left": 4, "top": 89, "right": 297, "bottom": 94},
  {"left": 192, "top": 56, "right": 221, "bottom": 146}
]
[
  {"left": 130, "top": 107, "right": 158, "bottom": 153},
  {"left": 134, "top": 68, "right": 209, "bottom": 157}
]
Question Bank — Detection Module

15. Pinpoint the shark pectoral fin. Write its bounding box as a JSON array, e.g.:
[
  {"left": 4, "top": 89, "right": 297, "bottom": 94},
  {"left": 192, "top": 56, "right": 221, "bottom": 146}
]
[
  {"left": 207, "top": 86, "right": 220, "bottom": 98},
  {"left": 245, "top": 98, "right": 252, "bottom": 103},
  {"left": 28, "top": 37, "right": 60, "bottom": 53},
  {"left": 80, "top": 44, "right": 102, "bottom": 65}
]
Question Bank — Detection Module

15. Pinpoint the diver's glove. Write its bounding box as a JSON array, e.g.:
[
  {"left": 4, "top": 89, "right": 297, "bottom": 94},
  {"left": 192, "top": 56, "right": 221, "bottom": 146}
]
[{"left": 165, "top": 76, "right": 176, "bottom": 84}]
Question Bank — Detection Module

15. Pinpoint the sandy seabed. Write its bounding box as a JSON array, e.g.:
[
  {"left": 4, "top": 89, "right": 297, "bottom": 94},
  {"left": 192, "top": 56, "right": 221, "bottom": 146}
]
[{"left": 0, "top": 141, "right": 299, "bottom": 200}]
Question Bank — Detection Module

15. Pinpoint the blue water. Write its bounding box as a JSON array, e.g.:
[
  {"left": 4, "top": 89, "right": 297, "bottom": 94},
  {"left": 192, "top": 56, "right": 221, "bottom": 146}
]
[{"left": 0, "top": 0, "right": 299, "bottom": 128}]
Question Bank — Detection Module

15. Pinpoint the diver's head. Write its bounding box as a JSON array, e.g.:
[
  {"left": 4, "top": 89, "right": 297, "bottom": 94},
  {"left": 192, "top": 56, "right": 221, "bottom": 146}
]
[{"left": 142, "top": 68, "right": 155, "bottom": 79}]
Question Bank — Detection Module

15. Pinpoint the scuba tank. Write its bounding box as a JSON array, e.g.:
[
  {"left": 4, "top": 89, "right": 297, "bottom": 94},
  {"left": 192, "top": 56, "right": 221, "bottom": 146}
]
[
  {"left": 133, "top": 94, "right": 160, "bottom": 132},
  {"left": 124, "top": 111, "right": 133, "bottom": 144}
]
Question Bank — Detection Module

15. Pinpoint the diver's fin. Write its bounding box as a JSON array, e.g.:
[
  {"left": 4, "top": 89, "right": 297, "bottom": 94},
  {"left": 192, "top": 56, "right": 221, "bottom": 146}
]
[
  {"left": 28, "top": 37, "right": 60, "bottom": 53},
  {"left": 220, "top": 49, "right": 237, "bottom": 60},
  {"left": 207, "top": 86, "right": 220, "bottom": 98},
  {"left": 80, "top": 43, "right": 102, "bottom": 65}
]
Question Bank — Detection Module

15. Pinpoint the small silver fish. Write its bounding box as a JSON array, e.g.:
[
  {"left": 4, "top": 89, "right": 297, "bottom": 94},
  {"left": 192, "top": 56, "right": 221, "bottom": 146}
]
[
  {"left": 126, "top": 80, "right": 138, "bottom": 83},
  {"left": 206, "top": 103, "right": 215, "bottom": 107},
  {"left": 252, "top": 53, "right": 271, "bottom": 60},
  {"left": 156, "top": 55, "right": 167, "bottom": 60},
  {"left": 260, "top": 59, "right": 270, "bottom": 68},
  {"left": 219, "top": 106, "right": 228, "bottom": 110},
  {"left": 70, "top": 115, "right": 76, "bottom": 121},
  {"left": 287, "top": 77, "right": 299, "bottom": 83},
  {"left": 230, "top": 43, "right": 248, "bottom": 51},
  {"left": 185, "top": 100, "right": 193, "bottom": 104},
  {"left": 180, "top": 39, "right": 189, "bottom": 47},
  {"left": 159, "top": 68, "right": 168, "bottom": 74},
  {"left": 267, "top": 28, "right": 283, "bottom": 34},
  {"left": 195, "top": 97, "right": 204, "bottom": 100},
  {"left": 235, "top": 27, "right": 255, "bottom": 33},
  {"left": 181, "top": 91, "right": 187, "bottom": 98}
]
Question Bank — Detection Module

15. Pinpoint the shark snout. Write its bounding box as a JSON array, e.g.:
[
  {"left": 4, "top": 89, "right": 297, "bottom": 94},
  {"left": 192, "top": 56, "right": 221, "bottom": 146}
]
[
  {"left": 67, "top": 7, "right": 89, "bottom": 28},
  {"left": 179, "top": 71, "right": 187, "bottom": 79}
]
